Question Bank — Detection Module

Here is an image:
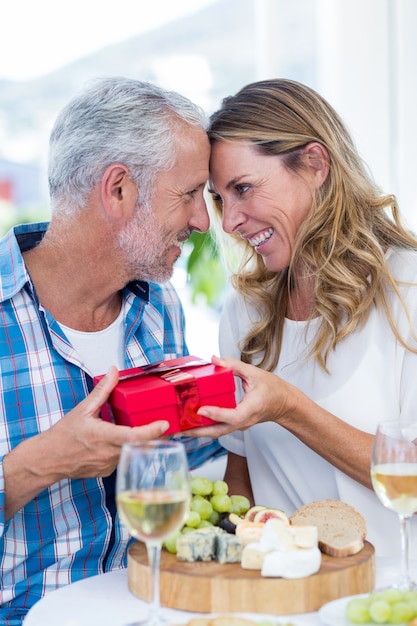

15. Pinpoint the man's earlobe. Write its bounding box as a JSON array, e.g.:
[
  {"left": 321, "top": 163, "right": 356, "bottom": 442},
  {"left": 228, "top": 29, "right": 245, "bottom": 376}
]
[{"left": 101, "top": 164, "right": 135, "bottom": 219}]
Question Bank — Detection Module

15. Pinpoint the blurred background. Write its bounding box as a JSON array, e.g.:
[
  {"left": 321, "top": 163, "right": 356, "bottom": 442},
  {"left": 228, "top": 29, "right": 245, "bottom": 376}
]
[{"left": 1, "top": 0, "right": 416, "bottom": 357}]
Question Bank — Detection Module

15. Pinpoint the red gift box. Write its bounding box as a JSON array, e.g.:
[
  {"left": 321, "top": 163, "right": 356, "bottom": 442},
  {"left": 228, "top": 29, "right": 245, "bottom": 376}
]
[{"left": 93, "top": 356, "right": 236, "bottom": 434}]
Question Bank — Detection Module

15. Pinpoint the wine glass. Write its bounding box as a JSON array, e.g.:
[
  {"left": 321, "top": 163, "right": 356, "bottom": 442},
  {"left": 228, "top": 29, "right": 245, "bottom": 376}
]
[
  {"left": 116, "top": 440, "right": 190, "bottom": 626},
  {"left": 371, "top": 419, "right": 417, "bottom": 590}
]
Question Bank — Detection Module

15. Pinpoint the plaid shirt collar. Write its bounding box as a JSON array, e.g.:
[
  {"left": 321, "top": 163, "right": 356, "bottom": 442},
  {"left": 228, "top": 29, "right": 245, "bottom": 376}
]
[{"left": 0, "top": 222, "right": 150, "bottom": 304}]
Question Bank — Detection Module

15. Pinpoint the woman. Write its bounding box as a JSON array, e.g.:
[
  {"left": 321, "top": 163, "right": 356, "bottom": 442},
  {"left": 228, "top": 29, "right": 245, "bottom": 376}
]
[{"left": 192, "top": 79, "right": 417, "bottom": 557}]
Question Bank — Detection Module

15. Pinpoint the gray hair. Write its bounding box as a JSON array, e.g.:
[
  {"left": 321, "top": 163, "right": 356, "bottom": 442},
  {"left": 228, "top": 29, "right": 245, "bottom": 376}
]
[{"left": 48, "top": 76, "right": 208, "bottom": 213}]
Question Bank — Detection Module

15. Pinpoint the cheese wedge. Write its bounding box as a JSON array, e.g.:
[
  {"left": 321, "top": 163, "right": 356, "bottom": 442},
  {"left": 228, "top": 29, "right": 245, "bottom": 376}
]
[
  {"left": 260, "top": 519, "right": 295, "bottom": 551},
  {"left": 261, "top": 546, "right": 322, "bottom": 578},
  {"left": 235, "top": 521, "right": 264, "bottom": 546},
  {"left": 241, "top": 541, "right": 269, "bottom": 570}
]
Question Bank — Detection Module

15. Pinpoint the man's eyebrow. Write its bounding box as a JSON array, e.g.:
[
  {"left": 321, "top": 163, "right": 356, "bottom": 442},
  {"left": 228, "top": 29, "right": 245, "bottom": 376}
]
[
  {"left": 181, "top": 181, "right": 206, "bottom": 194},
  {"left": 189, "top": 181, "right": 207, "bottom": 192}
]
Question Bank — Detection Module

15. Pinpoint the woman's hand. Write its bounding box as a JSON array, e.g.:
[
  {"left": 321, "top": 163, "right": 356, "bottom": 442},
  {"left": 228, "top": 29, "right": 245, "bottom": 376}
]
[
  {"left": 188, "top": 356, "right": 374, "bottom": 490},
  {"left": 187, "top": 355, "right": 299, "bottom": 438}
]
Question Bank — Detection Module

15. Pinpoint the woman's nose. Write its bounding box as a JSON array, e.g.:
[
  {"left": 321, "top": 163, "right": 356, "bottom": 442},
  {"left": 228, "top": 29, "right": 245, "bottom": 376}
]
[{"left": 222, "top": 201, "right": 243, "bottom": 234}]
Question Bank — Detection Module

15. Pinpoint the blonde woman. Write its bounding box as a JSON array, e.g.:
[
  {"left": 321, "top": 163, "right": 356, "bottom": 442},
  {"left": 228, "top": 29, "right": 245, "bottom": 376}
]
[{"left": 192, "top": 79, "right": 417, "bottom": 557}]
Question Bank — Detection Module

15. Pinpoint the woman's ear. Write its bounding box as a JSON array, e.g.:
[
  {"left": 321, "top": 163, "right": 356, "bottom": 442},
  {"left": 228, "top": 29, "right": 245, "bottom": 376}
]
[
  {"left": 303, "top": 142, "right": 330, "bottom": 188},
  {"left": 100, "top": 163, "right": 138, "bottom": 220}
]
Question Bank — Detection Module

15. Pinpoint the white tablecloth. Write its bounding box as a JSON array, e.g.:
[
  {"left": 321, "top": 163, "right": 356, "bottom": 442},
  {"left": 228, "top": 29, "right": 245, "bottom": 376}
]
[{"left": 22, "top": 557, "right": 412, "bottom": 626}]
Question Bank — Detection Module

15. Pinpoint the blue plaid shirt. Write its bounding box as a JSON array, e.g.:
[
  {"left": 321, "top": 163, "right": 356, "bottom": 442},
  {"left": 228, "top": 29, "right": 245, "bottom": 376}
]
[{"left": 0, "top": 223, "right": 224, "bottom": 625}]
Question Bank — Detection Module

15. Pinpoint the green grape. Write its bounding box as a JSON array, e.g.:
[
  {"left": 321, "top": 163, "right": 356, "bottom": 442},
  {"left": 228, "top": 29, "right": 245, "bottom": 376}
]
[
  {"left": 346, "top": 598, "right": 371, "bottom": 624},
  {"left": 163, "top": 530, "right": 181, "bottom": 554},
  {"left": 197, "top": 520, "right": 214, "bottom": 528},
  {"left": 190, "top": 494, "right": 213, "bottom": 520},
  {"left": 402, "top": 590, "right": 417, "bottom": 603},
  {"left": 366, "top": 592, "right": 380, "bottom": 604},
  {"left": 210, "top": 494, "right": 232, "bottom": 513},
  {"left": 388, "top": 601, "right": 414, "bottom": 624},
  {"left": 184, "top": 510, "right": 201, "bottom": 528},
  {"left": 208, "top": 509, "right": 221, "bottom": 525},
  {"left": 380, "top": 589, "right": 404, "bottom": 605},
  {"left": 181, "top": 525, "right": 197, "bottom": 534},
  {"left": 230, "top": 494, "right": 251, "bottom": 514},
  {"left": 368, "top": 599, "right": 391, "bottom": 624},
  {"left": 190, "top": 476, "right": 213, "bottom": 496},
  {"left": 346, "top": 588, "right": 417, "bottom": 625},
  {"left": 212, "top": 479, "right": 228, "bottom": 496},
  {"left": 174, "top": 475, "right": 255, "bottom": 541},
  {"left": 405, "top": 598, "right": 417, "bottom": 617}
]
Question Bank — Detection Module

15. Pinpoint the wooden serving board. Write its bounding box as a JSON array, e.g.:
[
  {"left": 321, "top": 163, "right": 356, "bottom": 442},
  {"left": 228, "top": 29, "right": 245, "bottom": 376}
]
[{"left": 128, "top": 540, "right": 375, "bottom": 615}]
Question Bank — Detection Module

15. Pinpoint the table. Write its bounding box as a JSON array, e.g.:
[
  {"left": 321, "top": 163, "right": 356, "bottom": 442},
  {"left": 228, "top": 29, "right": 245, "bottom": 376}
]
[{"left": 23, "top": 557, "right": 412, "bottom": 626}]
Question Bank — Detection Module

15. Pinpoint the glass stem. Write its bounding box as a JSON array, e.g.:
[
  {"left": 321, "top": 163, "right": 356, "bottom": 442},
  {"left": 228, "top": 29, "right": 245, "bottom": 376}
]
[
  {"left": 146, "top": 542, "right": 162, "bottom": 625},
  {"left": 398, "top": 514, "right": 412, "bottom": 589}
]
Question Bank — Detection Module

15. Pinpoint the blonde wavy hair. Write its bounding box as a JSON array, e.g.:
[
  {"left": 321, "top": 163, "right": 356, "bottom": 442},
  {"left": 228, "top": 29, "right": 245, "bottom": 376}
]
[{"left": 208, "top": 79, "right": 417, "bottom": 372}]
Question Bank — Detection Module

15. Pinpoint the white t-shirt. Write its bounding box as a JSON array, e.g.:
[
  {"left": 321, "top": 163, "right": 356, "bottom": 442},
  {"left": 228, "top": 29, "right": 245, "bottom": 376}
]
[
  {"left": 58, "top": 304, "right": 125, "bottom": 377},
  {"left": 219, "top": 247, "right": 417, "bottom": 557}
]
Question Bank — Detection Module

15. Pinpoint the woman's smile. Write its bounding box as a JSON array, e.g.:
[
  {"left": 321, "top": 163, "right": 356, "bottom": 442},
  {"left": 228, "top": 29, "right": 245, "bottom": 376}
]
[{"left": 247, "top": 227, "right": 274, "bottom": 250}]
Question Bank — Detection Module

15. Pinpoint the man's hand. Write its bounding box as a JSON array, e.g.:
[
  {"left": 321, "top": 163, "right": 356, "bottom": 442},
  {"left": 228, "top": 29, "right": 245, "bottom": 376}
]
[{"left": 3, "top": 366, "right": 170, "bottom": 520}]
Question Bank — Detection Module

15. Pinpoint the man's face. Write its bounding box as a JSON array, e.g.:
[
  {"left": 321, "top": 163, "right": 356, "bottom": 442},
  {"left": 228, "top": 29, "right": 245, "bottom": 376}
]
[{"left": 119, "top": 125, "right": 210, "bottom": 283}]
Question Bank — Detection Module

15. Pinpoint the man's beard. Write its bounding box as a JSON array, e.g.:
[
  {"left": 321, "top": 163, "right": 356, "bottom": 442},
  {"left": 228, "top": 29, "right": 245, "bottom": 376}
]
[{"left": 117, "top": 209, "right": 186, "bottom": 284}]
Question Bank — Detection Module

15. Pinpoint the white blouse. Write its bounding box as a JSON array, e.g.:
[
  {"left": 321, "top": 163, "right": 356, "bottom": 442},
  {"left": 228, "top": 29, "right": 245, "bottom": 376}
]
[{"left": 219, "top": 247, "right": 417, "bottom": 556}]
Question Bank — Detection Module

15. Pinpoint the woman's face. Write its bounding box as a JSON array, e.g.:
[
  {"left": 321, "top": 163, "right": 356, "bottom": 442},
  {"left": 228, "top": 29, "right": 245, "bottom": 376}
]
[{"left": 209, "top": 140, "right": 324, "bottom": 273}]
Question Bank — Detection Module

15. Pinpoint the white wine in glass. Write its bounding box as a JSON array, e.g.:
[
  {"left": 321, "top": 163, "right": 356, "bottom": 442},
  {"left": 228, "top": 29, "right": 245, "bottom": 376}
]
[
  {"left": 116, "top": 440, "right": 190, "bottom": 626},
  {"left": 371, "top": 420, "right": 417, "bottom": 590}
]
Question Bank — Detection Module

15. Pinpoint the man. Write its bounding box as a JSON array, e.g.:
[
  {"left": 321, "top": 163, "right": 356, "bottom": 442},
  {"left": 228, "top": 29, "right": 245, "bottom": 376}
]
[{"left": 0, "top": 77, "right": 222, "bottom": 625}]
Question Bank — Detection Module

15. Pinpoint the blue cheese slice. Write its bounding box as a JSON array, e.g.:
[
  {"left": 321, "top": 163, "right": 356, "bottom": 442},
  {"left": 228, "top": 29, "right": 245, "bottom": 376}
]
[
  {"left": 176, "top": 530, "right": 216, "bottom": 562},
  {"left": 176, "top": 527, "right": 243, "bottom": 564},
  {"left": 215, "top": 532, "right": 243, "bottom": 564}
]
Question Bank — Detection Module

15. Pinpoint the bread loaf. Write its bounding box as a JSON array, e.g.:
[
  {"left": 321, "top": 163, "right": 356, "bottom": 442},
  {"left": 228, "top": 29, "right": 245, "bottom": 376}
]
[{"left": 289, "top": 499, "right": 367, "bottom": 557}]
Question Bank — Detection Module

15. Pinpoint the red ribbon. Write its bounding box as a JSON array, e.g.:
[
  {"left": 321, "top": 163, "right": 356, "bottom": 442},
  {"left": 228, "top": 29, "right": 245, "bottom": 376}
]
[{"left": 159, "top": 369, "right": 201, "bottom": 429}]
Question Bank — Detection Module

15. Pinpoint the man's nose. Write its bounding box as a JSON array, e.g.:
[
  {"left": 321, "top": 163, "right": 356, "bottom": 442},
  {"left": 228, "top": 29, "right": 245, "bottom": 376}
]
[{"left": 190, "top": 195, "right": 210, "bottom": 233}]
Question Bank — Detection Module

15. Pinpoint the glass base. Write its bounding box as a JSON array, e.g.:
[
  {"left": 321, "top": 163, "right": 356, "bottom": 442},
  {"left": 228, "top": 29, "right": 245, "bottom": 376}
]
[
  {"left": 374, "top": 579, "right": 417, "bottom": 593},
  {"left": 123, "top": 614, "right": 167, "bottom": 626},
  {"left": 393, "top": 581, "right": 417, "bottom": 592}
]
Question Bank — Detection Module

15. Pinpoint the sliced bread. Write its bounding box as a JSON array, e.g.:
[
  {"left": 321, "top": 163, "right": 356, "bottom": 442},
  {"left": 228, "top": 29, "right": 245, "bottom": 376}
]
[{"left": 289, "top": 499, "right": 367, "bottom": 557}]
